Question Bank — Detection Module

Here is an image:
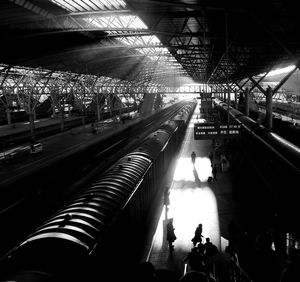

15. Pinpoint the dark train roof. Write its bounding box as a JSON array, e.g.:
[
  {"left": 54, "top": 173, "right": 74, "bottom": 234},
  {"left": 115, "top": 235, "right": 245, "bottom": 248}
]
[{"left": 1, "top": 0, "right": 299, "bottom": 85}]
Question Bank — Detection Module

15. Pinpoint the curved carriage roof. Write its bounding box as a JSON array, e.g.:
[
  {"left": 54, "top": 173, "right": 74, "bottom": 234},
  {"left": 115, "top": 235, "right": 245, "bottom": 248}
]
[{"left": 19, "top": 152, "right": 152, "bottom": 251}]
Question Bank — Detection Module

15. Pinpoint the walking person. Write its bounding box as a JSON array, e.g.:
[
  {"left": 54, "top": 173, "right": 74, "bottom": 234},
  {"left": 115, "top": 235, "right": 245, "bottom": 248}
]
[
  {"left": 192, "top": 224, "right": 203, "bottom": 247},
  {"left": 166, "top": 218, "right": 177, "bottom": 251},
  {"left": 212, "top": 164, "right": 218, "bottom": 182},
  {"left": 191, "top": 151, "right": 196, "bottom": 165}
]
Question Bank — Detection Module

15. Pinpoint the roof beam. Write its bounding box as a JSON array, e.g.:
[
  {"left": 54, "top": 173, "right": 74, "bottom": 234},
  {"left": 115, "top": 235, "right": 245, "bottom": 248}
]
[
  {"left": 229, "top": 53, "right": 266, "bottom": 95},
  {"left": 55, "top": 10, "right": 214, "bottom": 19},
  {"left": 56, "top": 9, "right": 132, "bottom": 18},
  {"left": 129, "top": 0, "right": 244, "bottom": 13}
]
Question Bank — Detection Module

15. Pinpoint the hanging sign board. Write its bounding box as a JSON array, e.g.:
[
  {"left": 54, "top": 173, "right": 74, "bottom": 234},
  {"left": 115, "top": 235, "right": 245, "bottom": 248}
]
[{"left": 194, "top": 123, "right": 241, "bottom": 140}]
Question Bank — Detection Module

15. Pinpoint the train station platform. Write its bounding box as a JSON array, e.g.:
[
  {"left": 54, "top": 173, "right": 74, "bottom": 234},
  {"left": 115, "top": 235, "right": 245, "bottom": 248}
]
[
  {"left": 0, "top": 115, "right": 139, "bottom": 187},
  {"left": 0, "top": 113, "right": 144, "bottom": 260},
  {"left": 140, "top": 103, "right": 288, "bottom": 281},
  {"left": 138, "top": 103, "right": 243, "bottom": 280}
]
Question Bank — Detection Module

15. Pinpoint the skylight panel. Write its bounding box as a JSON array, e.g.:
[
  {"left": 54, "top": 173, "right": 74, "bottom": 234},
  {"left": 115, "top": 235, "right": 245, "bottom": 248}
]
[
  {"left": 48, "top": 0, "right": 186, "bottom": 79},
  {"left": 50, "top": 0, "right": 126, "bottom": 12},
  {"left": 51, "top": 0, "right": 79, "bottom": 12},
  {"left": 73, "top": 0, "right": 94, "bottom": 11},
  {"left": 89, "top": 0, "right": 106, "bottom": 9},
  {"left": 63, "top": 0, "right": 85, "bottom": 11},
  {"left": 98, "top": 0, "right": 126, "bottom": 9},
  {"left": 83, "top": 0, "right": 99, "bottom": 10},
  {"left": 87, "top": 15, "right": 147, "bottom": 30}
]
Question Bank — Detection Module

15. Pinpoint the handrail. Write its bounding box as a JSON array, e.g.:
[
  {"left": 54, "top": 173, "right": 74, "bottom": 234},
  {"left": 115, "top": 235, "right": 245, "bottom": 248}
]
[{"left": 231, "top": 259, "right": 253, "bottom": 282}]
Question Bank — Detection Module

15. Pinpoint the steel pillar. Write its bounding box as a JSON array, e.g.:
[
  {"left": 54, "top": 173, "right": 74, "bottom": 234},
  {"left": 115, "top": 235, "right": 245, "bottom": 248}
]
[
  {"left": 227, "top": 89, "right": 230, "bottom": 123},
  {"left": 234, "top": 90, "right": 238, "bottom": 109},
  {"left": 265, "top": 86, "right": 273, "bottom": 129},
  {"left": 139, "top": 93, "right": 156, "bottom": 116},
  {"left": 245, "top": 87, "right": 250, "bottom": 116}
]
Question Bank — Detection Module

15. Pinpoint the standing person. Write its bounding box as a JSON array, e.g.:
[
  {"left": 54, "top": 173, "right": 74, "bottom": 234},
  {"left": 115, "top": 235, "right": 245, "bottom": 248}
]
[
  {"left": 204, "top": 238, "right": 219, "bottom": 275},
  {"left": 212, "top": 164, "right": 218, "bottom": 182},
  {"left": 208, "top": 151, "right": 213, "bottom": 164},
  {"left": 192, "top": 224, "right": 203, "bottom": 247},
  {"left": 166, "top": 218, "right": 177, "bottom": 251},
  {"left": 204, "top": 238, "right": 218, "bottom": 261},
  {"left": 191, "top": 151, "right": 196, "bottom": 165}
]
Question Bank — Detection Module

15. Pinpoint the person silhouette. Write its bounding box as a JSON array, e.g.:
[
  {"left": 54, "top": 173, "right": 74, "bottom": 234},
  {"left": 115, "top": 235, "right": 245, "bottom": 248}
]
[
  {"left": 212, "top": 164, "right": 218, "bottom": 182},
  {"left": 166, "top": 218, "right": 177, "bottom": 251},
  {"left": 191, "top": 151, "right": 196, "bottom": 165},
  {"left": 192, "top": 224, "right": 203, "bottom": 246},
  {"left": 208, "top": 151, "right": 213, "bottom": 163}
]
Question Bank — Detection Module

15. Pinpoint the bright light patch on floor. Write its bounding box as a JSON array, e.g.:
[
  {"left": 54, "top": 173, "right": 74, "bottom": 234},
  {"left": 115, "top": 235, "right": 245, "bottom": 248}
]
[{"left": 173, "top": 157, "right": 212, "bottom": 183}]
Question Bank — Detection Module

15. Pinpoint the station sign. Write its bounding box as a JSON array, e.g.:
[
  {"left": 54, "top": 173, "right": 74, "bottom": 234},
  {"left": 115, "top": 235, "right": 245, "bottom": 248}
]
[{"left": 194, "top": 123, "right": 241, "bottom": 140}]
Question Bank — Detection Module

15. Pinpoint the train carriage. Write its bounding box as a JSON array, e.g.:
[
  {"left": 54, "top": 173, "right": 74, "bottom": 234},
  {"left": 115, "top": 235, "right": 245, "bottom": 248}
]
[{"left": 0, "top": 100, "right": 196, "bottom": 282}]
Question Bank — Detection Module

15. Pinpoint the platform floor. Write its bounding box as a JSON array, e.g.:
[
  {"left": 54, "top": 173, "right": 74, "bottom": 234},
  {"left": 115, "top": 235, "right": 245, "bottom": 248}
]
[
  {"left": 143, "top": 104, "right": 244, "bottom": 280},
  {"left": 0, "top": 116, "right": 135, "bottom": 187}
]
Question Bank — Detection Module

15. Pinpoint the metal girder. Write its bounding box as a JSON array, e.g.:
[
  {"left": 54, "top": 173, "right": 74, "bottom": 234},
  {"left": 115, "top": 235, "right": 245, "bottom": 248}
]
[
  {"left": 207, "top": 40, "right": 235, "bottom": 84},
  {"left": 228, "top": 53, "right": 267, "bottom": 95},
  {"left": 128, "top": 0, "right": 244, "bottom": 13},
  {"left": 249, "top": 12, "right": 299, "bottom": 66},
  {"left": 230, "top": 79, "right": 245, "bottom": 92},
  {"left": 8, "top": 0, "right": 95, "bottom": 39},
  {"left": 40, "top": 28, "right": 212, "bottom": 38},
  {"left": 55, "top": 9, "right": 132, "bottom": 18},
  {"left": 0, "top": 65, "right": 12, "bottom": 89},
  {"left": 249, "top": 70, "right": 270, "bottom": 92}
]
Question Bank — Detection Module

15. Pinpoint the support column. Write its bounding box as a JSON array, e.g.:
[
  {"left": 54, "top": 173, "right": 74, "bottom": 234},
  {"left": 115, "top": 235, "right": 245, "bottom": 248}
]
[
  {"left": 265, "top": 86, "right": 273, "bottom": 129},
  {"left": 6, "top": 109, "right": 12, "bottom": 125},
  {"left": 28, "top": 112, "right": 36, "bottom": 143},
  {"left": 60, "top": 107, "right": 65, "bottom": 131},
  {"left": 234, "top": 90, "right": 238, "bottom": 109},
  {"left": 245, "top": 87, "right": 250, "bottom": 116},
  {"left": 139, "top": 93, "right": 156, "bottom": 116},
  {"left": 227, "top": 89, "right": 230, "bottom": 123},
  {"left": 96, "top": 94, "right": 101, "bottom": 122}
]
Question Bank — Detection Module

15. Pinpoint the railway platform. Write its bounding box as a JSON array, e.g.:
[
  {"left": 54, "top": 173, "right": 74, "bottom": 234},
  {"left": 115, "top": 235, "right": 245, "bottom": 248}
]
[
  {"left": 0, "top": 115, "right": 138, "bottom": 187},
  {"left": 0, "top": 113, "right": 142, "bottom": 260},
  {"left": 140, "top": 104, "right": 288, "bottom": 281}
]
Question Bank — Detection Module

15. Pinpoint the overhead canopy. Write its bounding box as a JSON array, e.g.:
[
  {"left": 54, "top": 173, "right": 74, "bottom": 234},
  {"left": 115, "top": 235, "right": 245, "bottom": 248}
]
[{"left": 1, "top": 0, "right": 299, "bottom": 87}]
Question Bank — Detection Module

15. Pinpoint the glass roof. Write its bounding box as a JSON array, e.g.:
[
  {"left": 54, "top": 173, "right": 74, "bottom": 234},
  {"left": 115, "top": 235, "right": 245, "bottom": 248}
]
[
  {"left": 49, "top": 0, "right": 188, "bottom": 78},
  {"left": 84, "top": 15, "right": 147, "bottom": 30},
  {"left": 51, "top": 0, "right": 126, "bottom": 12}
]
